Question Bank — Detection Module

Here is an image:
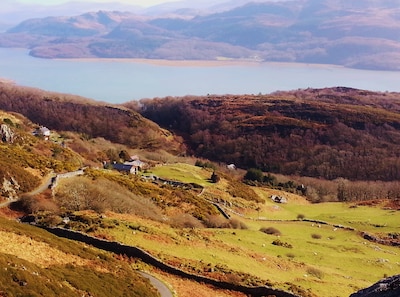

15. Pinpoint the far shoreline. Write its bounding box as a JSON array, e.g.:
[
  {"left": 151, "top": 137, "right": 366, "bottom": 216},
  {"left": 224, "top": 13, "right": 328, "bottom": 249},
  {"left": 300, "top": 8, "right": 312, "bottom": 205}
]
[{"left": 54, "top": 57, "right": 345, "bottom": 69}]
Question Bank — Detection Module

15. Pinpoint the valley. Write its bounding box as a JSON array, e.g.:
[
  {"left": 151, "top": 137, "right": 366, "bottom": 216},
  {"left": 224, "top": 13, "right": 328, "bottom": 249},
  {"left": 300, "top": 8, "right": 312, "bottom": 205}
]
[
  {"left": 1, "top": 1, "right": 400, "bottom": 296},
  {"left": 0, "top": 82, "right": 399, "bottom": 296}
]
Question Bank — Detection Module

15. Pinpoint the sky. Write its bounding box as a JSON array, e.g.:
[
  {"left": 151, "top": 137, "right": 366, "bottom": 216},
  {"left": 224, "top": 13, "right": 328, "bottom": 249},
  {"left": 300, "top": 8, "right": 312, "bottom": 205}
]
[{"left": 16, "top": 0, "right": 180, "bottom": 7}]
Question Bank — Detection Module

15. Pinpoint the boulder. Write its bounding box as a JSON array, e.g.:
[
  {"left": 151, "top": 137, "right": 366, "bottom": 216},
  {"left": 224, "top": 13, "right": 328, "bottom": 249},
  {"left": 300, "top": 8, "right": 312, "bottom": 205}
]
[
  {"left": 0, "top": 124, "right": 14, "bottom": 143},
  {"left": 350, "top": 275, "right": 400, "bottom": 297}
]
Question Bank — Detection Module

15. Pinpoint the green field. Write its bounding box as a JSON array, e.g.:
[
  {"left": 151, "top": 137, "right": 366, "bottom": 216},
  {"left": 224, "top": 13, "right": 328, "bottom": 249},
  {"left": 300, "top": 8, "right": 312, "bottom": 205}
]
[{"left": 80, "top": 163, "right": 400, "bottom": 297}]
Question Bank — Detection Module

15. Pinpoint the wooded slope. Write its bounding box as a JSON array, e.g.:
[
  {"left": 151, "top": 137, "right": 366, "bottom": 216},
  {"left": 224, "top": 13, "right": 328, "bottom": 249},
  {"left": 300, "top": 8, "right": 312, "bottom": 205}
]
[
  {"left": 139, "top": 87, "right": 400, "bottom": 181},
  {"left": 0, "top": 82, "right": 184, "bottom": 153}
]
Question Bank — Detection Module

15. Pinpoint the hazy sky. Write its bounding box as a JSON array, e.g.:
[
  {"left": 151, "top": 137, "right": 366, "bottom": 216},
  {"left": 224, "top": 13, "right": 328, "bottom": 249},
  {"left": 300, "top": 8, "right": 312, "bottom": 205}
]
[{"left": 17, "top": 0, "right": 180, "bottom": 7}]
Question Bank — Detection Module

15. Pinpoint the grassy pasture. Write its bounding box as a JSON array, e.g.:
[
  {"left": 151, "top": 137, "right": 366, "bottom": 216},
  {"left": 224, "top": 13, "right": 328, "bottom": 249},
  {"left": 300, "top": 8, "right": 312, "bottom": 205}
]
[
  {"left": 27, "top": 162, "right": 399, "bottom": 297},
  {"left": 93, "top": 209, "right": 398, "bottom": 297},
  {"left": 146, "top": 163, "right": 214, "bottom": 186},
  {"left": 111, "top": 163, "right": 400, "bottom": 296}
]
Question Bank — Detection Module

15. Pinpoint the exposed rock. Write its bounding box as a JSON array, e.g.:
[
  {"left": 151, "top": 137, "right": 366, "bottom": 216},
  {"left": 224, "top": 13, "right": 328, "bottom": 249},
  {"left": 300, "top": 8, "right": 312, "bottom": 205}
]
[
  {"left": 0, "top": 124, "right": 14, "bottom": 143},
  {"left": 350, "top": 275, "right": 400, "bottom": 297},
  {"left": 2, "top": 177, "right": 20, "bottom": 200}
]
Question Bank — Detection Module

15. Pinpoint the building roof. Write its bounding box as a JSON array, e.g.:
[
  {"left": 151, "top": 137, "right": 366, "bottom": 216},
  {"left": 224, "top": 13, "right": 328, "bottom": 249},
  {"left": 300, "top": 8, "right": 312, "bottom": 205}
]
[{"left": 112, "top": 163, "right": 135, "bottom": 172}]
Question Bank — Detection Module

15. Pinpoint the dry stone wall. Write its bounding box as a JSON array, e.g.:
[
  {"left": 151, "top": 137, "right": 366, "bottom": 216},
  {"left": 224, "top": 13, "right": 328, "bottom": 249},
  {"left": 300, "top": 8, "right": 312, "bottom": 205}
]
[{"left": 42, "top": 226, "right": 301, "bottom": 297}]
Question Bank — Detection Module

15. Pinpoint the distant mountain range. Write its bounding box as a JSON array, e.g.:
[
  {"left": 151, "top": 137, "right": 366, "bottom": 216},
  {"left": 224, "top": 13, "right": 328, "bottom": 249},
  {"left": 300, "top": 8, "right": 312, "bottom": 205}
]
[{"left": 1, "top": 0, "right": 399, "bottom": 70}]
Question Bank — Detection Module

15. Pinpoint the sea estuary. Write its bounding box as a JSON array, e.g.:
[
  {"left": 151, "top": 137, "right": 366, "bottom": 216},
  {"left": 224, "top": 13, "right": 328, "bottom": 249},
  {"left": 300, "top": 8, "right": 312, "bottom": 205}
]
[{"left": 1, "top": 48, "right": 399, "bottom": 104}]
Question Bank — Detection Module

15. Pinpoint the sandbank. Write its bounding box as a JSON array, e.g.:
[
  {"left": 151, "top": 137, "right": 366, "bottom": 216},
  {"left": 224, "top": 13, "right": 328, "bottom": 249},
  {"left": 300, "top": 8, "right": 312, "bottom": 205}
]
[{"left": 56, "top": 57, "right": 344, "bottom": 69}]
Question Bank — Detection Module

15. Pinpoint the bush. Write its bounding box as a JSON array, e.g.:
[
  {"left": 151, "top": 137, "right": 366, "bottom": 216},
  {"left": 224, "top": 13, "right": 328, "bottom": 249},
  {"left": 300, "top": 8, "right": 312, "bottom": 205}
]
[
  {"left": 307, "top": 267, "right": 325, "bottom": 279},
  {"left": 297, "top": 214, "right": 305, "bottom": 220},
  {"left": 204, "top": 215, "right": 248, "bottom": 229},
  {"left": 211, "top": 171, "right": 221, "bottom": 183},
  {"left": 244, "top": 168, "right": 264, "bottom": 182},
  {"left": 170, "top": 214, "right": 204, "bottom": 228},
  {"left": 227, "top": 179, "right": 264, "bottom": 203},
  {"left": 229, "top": 218, "right": 248, "bottom": 230},
  {"left": 286, "top": 253, "right": 296, "bottom": 259},
  {"left": 260, "top": 227, "right": 282, "bottom": 236},
  {"left": 54, "top": 177, "right": 162, "bottom": 219},
  {"left": 195, "top": 160, "right": 216, "bottom": 170},
  {"left": 272, "top": 239, "right": 293, "bottom": 248},
  {"left": 12, "top": 195, "right": 38, "bottom": 213},
  {"left": 311, "top": 233, "right": 322, "bottom": 239}
]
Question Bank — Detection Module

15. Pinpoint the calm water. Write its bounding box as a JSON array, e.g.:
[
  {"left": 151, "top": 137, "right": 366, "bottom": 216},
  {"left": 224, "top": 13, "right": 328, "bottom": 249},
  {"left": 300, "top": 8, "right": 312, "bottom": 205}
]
[{"left": 1, "top": 48, "right": 399, "bottom": 104}]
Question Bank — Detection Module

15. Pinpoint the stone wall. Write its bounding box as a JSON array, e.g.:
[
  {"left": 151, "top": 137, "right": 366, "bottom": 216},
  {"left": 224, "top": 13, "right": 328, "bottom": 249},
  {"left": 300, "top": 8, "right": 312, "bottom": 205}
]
[{"left": 42, "top": 227, "right": 300, "bottom": 297}]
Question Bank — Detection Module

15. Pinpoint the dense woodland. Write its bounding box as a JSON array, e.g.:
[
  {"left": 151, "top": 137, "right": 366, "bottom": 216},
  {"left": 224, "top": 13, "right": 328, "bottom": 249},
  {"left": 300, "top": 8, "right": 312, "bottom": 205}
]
[{"left": 137, "top": 87, "right": 400, "bottom": 182}]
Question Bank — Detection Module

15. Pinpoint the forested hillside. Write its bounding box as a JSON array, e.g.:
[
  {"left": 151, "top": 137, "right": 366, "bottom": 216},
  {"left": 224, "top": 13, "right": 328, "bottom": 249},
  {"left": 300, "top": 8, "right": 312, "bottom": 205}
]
[
  {"left": 0, "top": 82, "right": 184, "bottom": 153},
  {"left": 138, "top": 87, "right": 400, "bottom": 181}
]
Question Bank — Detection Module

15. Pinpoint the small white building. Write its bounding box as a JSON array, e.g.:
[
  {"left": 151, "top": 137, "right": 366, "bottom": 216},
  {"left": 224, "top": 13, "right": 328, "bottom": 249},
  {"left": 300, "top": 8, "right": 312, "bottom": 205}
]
[{"left": 34, "top": 126, "right": 51, "bottom": 140}]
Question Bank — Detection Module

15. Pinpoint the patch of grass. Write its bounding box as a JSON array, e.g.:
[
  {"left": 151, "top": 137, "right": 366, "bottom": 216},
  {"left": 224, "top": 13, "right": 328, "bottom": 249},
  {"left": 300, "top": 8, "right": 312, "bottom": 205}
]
[{"left": 148, "top": 163, "right": 212, "bottom": 186}]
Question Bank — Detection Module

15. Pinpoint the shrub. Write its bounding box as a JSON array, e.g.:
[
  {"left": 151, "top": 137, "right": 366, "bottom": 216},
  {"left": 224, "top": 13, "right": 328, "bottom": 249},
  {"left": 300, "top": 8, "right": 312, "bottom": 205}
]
[
  {"left": 12, "top": 195, "right": 39, "bottom": 213},
  {"left": 244, "top": 168, "right": 264, "bottom": 182},
  {"left": 54, "top": 176, "right": 163, "bottom": 219},
  {"left": 272, "top": 239, "right": 293, "bottom": 248},
  {"left": 286, "top": 253, "right": 296, "bottom": 259},
  {"left": 307, "top": 267, "right": 325, "bottom": 279},
  {"left": 229, "top": 218, "right": 248, "bottom": 230},
  {"left": 297, "top": 214, "right": 305, "bottom": 220},
  {"left": 311, "top": 233, "right": 322, "bottom": 239},
  {"left": 195, "top": 160, "right": 216, "bottom": 170},
  {"left": 260, "top": 227, "right": 282, "bottom": 236},
  {"left": 211, "top": 171, "right": 220, "bottom": 183},
  {"left": 227, "top": 179, "right": 264, "bottom": 203},
  {"left": 170, "top": 214, "right": 204, "bottom": 228},
  {"left": 204, "top": 215, "right": 247, "bottom": 229},
  {"left": 3, "top": 118, "right": 14, "bottom": 126}
]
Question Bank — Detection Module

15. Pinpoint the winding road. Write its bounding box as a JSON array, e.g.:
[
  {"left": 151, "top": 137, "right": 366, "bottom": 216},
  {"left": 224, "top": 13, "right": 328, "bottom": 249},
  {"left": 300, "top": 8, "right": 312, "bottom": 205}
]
[{"left": 139, "top": 272, "right": 173, "bottom": 297}]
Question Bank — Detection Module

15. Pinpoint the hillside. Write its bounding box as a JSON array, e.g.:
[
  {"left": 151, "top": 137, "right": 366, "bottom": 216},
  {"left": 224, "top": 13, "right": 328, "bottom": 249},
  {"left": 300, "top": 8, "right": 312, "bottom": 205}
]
[
  {"left": 0, "top": 217, "right": 160, "bottom": 297},
  {"left": 137, "top": 87, "right": 400, "bottom": 183},
  {"left": 1, "top": 102, "right": 400, "bottom": 296},
  {"left": 0, "top": 110, "right": 82, "bottom": 200},
  {"left": 0, "top": 81, "right": 184, "bottom": 154},
  {"left": 0, "top": 0, "right": 399, "bottom": 70}
]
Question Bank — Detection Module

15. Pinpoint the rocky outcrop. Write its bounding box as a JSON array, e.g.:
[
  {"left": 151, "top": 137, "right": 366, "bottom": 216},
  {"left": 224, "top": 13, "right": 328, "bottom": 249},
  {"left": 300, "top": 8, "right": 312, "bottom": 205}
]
[
  {"left": 0, "top": 124, "right": 14, "bottom": 143},
  {"left": 2, "top": 177, "right": 20, "bottom": 200},
  {"left": 350, "top": 275, "right": 400, "bottom": 297}
]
